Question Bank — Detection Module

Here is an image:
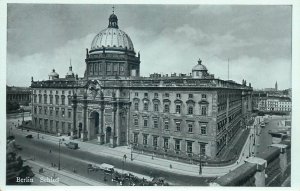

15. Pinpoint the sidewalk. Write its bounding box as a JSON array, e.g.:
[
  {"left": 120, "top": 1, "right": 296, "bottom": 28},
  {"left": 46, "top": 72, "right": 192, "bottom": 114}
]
[
  {"left": 25, "top": 160, "right": 105, "bottom": 186},
  {"left": 14, "top": 118, "right": 262, "bottom": 178}
]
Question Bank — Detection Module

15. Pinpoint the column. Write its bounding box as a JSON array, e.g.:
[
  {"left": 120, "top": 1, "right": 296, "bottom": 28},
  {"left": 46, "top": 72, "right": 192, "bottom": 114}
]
[
  {"left": 98, "top": 99, "right": 105, "bottom": 144},
  {"left": 110, "top": 101, "right": 118, "bottom": 148},
  {"left": 81, "top": 94, "right": 88, "bottom": 141},
  {"left": 126, "top": 103, "right": 131, "bottom": 146},
  {"left": 245, "top": 157, "right": 267, "bottom": 186},
  {"left": 71, "top": 94, "right": 77, "bottom": 137}
]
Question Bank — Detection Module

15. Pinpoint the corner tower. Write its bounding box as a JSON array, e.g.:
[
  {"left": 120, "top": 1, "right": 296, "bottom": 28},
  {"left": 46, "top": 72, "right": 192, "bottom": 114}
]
[{"left": 85, "top": 11, "right": 140, "bottom": 79}]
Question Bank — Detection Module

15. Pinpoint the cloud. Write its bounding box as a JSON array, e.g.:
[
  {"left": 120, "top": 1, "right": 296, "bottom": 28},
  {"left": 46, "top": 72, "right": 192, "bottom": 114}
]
[{"left": 7, "top": 33, "right": 95, "bottom": 86}]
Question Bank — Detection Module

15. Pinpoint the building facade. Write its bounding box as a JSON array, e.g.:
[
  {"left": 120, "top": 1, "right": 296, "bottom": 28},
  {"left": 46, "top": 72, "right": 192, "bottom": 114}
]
[
  {"left": 7, "top": 86, "right": 31, "bottom": 105},
  {"left": 31, "top": 12, "right": 252, "bottom": 160}
]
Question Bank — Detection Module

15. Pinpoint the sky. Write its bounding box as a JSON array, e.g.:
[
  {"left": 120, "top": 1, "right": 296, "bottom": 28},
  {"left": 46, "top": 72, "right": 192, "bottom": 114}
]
[{"left": 6, "top": 4, "right": 292, "bottom": 90}]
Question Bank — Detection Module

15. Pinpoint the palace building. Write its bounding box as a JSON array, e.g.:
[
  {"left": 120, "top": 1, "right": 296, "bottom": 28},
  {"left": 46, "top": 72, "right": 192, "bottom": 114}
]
[{"left": 30, "top": 11, "right": 253, "bottom": 160}]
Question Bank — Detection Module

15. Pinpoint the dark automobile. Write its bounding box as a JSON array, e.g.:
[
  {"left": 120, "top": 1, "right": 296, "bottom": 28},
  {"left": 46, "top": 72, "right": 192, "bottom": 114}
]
[
  {"left": 7, "top": 135, "right": 15, "bottom": 141},
  {"left": 25, "top": 134, "right": 33, "bottom": 139},
  {"left": 65, "top": 142, "right": 78, "bottom": 149}
]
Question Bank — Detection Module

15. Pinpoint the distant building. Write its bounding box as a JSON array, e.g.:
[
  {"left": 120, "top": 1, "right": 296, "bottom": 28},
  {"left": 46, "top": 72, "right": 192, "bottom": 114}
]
[
  {"left": 6, "top": 86, "right": 31, "bottom": 105},
  {"left": 30, "top": 11, "right": 253, "bottom": 160}
]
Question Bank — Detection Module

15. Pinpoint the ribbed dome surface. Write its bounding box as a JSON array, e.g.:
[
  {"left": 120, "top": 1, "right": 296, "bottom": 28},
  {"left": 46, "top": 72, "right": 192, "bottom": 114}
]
[{"left": 90, "top": 28, "right": 134, "bottom": 51}]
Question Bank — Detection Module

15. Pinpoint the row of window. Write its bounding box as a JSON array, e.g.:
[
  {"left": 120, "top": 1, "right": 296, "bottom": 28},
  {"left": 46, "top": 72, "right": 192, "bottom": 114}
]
[
  {"left": 88, "top": 62, "right": 125, "bottom": 75},
  {"left": 33, "top": 94, "right": 72, "bottom": 105},
  {"left": 134, "top": 92, "right": 207, "bottom": 99},
  {"left": 133, "top": 117, "right": 207, "bottom": 134},
  {"left": 34, "top": 106, "right": 72, "bottom": 118},
  {"left": 34, "top": 90, "right": 72, "bottom": 95},
  {"left": 134, "top": 102, "right": 208, "bottom": 115},
  {"left": 133, "top": 133, "right": 207, "bottom": 155},
  {"left": 34, "top": 117, "right": 72, "bottom": 133}
]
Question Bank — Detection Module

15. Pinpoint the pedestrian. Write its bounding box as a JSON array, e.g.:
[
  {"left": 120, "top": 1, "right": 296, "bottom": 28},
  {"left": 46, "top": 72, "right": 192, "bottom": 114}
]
[
  {"left": 49, "top": 149, "right": 52, "bottom": 153},
  {"left": 123, "top": 154, "right": 127, "bottom": 162},
  {"left": 169, "top": 164, "right": 172, "bottom": 169}
]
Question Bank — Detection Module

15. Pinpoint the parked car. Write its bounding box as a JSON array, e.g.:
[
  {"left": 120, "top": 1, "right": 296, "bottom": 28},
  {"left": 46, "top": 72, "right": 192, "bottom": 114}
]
[
  {"left": 25, "top": 134, "right": 33, "bottom": 139},
  {"left": 65, "top": 142, "right": 78, "bottom": 149},
  {"left": 7, "top": 135, "right": 15, "bottom": 141}
]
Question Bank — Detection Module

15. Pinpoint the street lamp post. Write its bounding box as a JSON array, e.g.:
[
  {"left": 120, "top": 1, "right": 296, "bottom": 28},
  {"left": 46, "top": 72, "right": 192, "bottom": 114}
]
[
  {"left": 58, "top": 139, "right": 61, "bottom": 170},
  {"left": 130, "top": 142, "right": 133, "bottom": 161},
  {"left": 199, "top": 154, "right": 202, "bottom": 175}
]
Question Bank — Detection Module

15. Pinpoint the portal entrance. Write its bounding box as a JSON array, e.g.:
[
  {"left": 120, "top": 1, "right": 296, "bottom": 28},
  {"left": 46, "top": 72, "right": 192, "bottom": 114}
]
[
  {"left": 106, "top": 126, "right": 112, "bottom": 143},
  {"left": 89, "top": 111, "right": 99, "bottom": 139}
]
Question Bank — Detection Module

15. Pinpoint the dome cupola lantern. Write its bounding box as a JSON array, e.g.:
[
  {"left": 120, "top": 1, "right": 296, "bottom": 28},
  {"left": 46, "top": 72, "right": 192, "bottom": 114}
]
[{"left": 108, "top": 6, "right": 118, "bottom": 29}]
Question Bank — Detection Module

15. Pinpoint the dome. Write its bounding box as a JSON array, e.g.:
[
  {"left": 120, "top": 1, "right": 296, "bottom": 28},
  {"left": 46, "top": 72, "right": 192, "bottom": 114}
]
[
  {"left": 90, "top": 13, "right": 134, "bottom": 52},
  {"left": 192, "top": 59, "right": 207, "bottom": 71},
  {"left": 49, "top": 69, "right": 59, "bottom": 77},
  {"left": 91, "top": 28, "right": 134, "bottom": 51}
]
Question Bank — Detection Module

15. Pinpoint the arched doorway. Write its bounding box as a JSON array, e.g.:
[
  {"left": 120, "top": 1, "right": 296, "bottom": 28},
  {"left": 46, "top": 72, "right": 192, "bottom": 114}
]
[
  {"left": 90, "top": 111, "right": 100, "bottom": 139},
  {"left": 106, "top": 126, "right": 112, "bottom": 143}
]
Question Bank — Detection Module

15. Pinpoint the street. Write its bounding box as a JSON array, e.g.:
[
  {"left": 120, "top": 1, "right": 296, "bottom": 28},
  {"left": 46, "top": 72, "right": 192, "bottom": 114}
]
[{"left": 7, "top": 113, "right": 213, "bottom": 186}]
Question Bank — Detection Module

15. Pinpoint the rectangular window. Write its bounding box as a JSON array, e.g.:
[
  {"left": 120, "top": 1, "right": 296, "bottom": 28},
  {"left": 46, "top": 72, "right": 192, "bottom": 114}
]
[
  {"left": 200, "top": 143, "right": 206, "bottom": 155},
  {"left": 201, "top": 106, "right": 207, "bottom": 116},
  {"left": 44, "top": 107, "right": 47, "bottom": 115},
  {"left": 34, "top": 95, "right": 37, "bottom": 103},
  {"left": 68, "top": 97, "right": 71, "bottom": 105},
  {"left": 164, "top": 138, "right": 169, "bottom": 149},
  {"left": 202, "top": 94, "right": 207, "bottom": 99},
  {"left": 61, "top": 96, "right": 65, "bottom": 105},
  {"left": 68, "top": 111, "right": 71, "bottom": 118},
  {"left": 39, "top": 107, "right": 42, "bottom": 114},
  {"left": 176, "top": 105, "right": 181, "bottom": 114},
  {"left": 107, "top": 63, "right": 111, "bottom": 71},
  {"left": 188, "top": 123, "right": 193, "bottom": 133},
  {"left": 187, "top": 141, "right": 193, "bottom": 154},
  {"left": 34, "top": 107, "right": 37, "bottom": 114},
  {"left": 164, "top": 104, "right": 170, "bottom": 113},
  {"left": 200, "top": 125, "right": 207, "bottom": 134},
  {"left": 134, "top": 118, "right": 139, "bottom": 126},
  {"left": 133, "top": 133, "right": 138, "bottom": 144},
  {"left": 55, "top": 108, "right": 59, "bottom": 116},
  {"left": 153, "top": 136, "right": 158, "bottom": 147},
  {"left": 176, "top": 122, "right": 181, "bottom": 131},
  {"left": 89, "top": 64, "right": 93, "bottom": 75},
  {"left": 143, "top": 134, "right": 148, "bottom": 145},
  {"left": 50, "top": 108, "right": 53, "bottom": 116},
  {"left": 68, "top": 123, "right": 71, "bottom": 132},
  {"left": 55, "top": 96, "right": 59, "bottom": 105},
  {"left": 165, "top": 93, "right": 169, "bottom": 97},
  {"left": 61, "top": 109, "right": 65, "bottom": 117},
  {"left": 188, "top": 106, "right": 193, "bottom": 115},
  {"left": 188, "top": 94, "right": 193, "bottom": 98},
  {"left": 154, "top": 93, "right": 158, "bottom": 98},
  {"left": 164, "top": 120, "right": 169, "bottom": 130},
  {"left": 143, "top": 119, "right": 148, "bottom": 127},
  {"left": 175, "top": 140, "right": 180, "bottom": 151},
  {"left": 143, "top": 103, "right": 148, "bottom": 111},
  {"left": 39, "top": 95, "right": 42, "bottom": 103},
  {"left": 50, "top": 120, "right": 53, "bottom": 129},
  {"left": 134, "top": 102, "right": 139, "bottom": 110},
  {"left": 135, "top": 92, "right": 138, "bottom": 97},
  {"left": 44, "top": 95, "right": 47, "bottom": 104},
  {"left": 154, "top": 104, "right": 159, "bottom": 112},
  {"left": 176, "top": 93, "right": 181, "bottom": 99},
  {"left": 113, "top": 64, "right": 118, "bottom": 71},
  {"left": 153, "top": 119, "right": 158, "bottom": 128},
  {"left": 144, "top": 93, "right": 148, "bottom": 97},
  {"left": 61, "top": 122, "right": 65, "bottom": 133},
  {"left": 50, "top": 96, "right": 53, "bottom": 104}
]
